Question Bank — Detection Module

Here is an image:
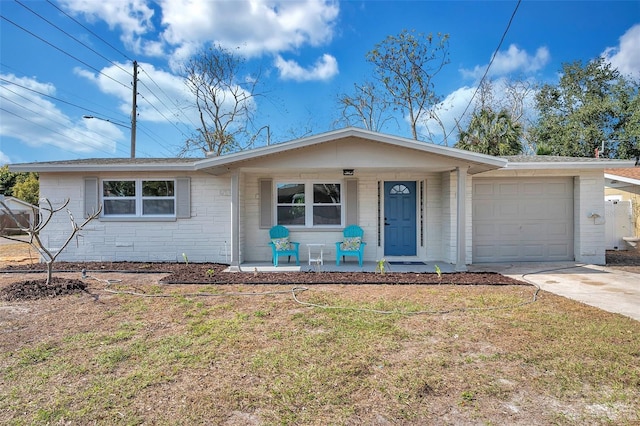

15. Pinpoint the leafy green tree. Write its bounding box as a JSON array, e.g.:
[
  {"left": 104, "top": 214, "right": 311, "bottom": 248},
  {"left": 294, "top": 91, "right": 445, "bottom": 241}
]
[
  {"left": 1, "top": 165, "right": 18, "bottom": 196},
  {"left": 365, "top": 29, "right": 450, "bottom": 141},
  {"left": 455, "top": 108, "right": 523, "bottom": 156},
  {"left": 12, "top": 173, "right": 39, "bottom": 205},
  {"left": 0, "top": 165, "right": 38, "bottom": 202},
  {"left": 531, "top": 58, "right": 639, "bottom": 158}
]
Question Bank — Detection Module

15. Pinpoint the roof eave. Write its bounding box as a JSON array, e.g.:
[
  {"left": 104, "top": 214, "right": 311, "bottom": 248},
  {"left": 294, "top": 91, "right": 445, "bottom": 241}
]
[
  {"left": 604, "top": 173, "right": 640, "bottom": 186},
  {"left": 9, "top": 163, "right": 197, "bottom": 173},
  {"left": 504, "top": 160, "right": 637, "bottom": 170}
]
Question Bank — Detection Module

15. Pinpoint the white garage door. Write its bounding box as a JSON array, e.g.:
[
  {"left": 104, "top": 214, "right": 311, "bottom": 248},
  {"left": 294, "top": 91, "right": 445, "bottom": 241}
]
[{"left": 473, "top": 178, "right": 574, "bottom": 262}]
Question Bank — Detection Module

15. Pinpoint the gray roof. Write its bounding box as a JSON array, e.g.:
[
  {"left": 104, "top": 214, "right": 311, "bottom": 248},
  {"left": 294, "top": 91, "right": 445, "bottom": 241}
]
[
  {"left": 500, "top": 155, "right": 635, "bottom": 170},
  {"left": 9, "top": 157, "right": 201, "bottom": 172},
  {"left": 8, "top": 128, "right": 636, "bottom": 173}
]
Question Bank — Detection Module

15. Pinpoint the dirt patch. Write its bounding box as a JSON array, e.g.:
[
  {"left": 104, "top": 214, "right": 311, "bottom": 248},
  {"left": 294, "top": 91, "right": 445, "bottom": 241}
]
[
  {"left": 1, "top": 241, "right": 638, "bottom": 425},
  {"left": 605, "top": 249, "right": 640, "bottom": 273},
  {"left": 0, "top": 277, "right": 88, "bottom": 301}
]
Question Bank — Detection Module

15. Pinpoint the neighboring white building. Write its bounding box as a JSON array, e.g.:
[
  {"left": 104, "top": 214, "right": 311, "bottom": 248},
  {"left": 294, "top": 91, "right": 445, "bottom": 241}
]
[{"left": 9, "top": 128, "right": 636, "bottom": 267}]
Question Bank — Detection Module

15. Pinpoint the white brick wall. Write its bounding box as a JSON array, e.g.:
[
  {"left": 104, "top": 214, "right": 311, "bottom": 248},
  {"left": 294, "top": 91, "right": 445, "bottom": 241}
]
[
  {"left": 574, "top": 171, "right": 606, "bottom": 264},
  {"left": 40, "top": 167, "right": 601, "bottom": 266},
  {"left": 39, "top": 172, "right": 232, "bottom": 263},
  {"left": 242, "top": 171, "right": 450, "bottom": 264}
]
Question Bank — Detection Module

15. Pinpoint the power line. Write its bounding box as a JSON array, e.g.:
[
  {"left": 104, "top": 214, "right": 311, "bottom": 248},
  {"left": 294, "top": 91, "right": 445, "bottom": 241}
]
[
  {"left": 1, "top": 62, "right": 130, "bottom": 124},
  {"left": 0, "top": 14, "right": 130, "bottom": 91},
  {"left": 444, "top": 0, "right": 522, "bottom": 143},
  {"left": 14, "top": 0, "right": 132, "bottom": 79},
  {"left": 2, "top": 70, "right": 179, "bottom": 158},
  {"left": 0, "top": 104, "right": 128, "bottom": 157},
  {"left": 0, "top": 75, "right": 127, "bottom": 125},
  {"left": 45, "top": 0, "right": 133, "bottom": 63},
  {"left": 137, "top": 65, "right": 199, "bottom": 130},
  {"left": 1, "top": 3, "right": 191, "bottom": 158}
]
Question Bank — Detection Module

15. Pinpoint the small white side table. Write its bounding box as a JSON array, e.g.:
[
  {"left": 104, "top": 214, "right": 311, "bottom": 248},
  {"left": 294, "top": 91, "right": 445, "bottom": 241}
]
[{"left": 306, "top": 243, "right": 325, "bottom": 265}]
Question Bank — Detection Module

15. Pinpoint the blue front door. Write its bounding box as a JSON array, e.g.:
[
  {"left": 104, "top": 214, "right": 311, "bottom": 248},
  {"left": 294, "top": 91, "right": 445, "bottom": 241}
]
[{"left": 384, "top": 181, "right": 417, "bottom": 256}]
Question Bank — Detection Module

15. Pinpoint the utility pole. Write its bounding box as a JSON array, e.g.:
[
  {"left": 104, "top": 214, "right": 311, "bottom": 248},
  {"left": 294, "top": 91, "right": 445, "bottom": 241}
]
[{"left": 131, "top": 60, "right": 138, "bottom": 158}]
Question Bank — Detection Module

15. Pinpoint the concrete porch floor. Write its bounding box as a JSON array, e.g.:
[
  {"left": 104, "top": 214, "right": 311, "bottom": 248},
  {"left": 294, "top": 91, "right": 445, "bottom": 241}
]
[{"left": 229, "top": 260, "right": 454, "bottom": 273}]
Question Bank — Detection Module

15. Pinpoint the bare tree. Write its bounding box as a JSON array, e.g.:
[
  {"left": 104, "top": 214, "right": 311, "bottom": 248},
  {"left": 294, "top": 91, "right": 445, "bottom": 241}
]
[
  {"left": 337, "top": 81, "right": 397, "bottom": 132},
  {"left": 182, "top": 45, "right": 263, "bottom": 156},
  {"left": 1, "top": 199, "right": 101, "bottom": 284},
  {"left": 366, "top": 29, "right": 450, "bottom": 140},
  {"left": 466, "top": 77, "right": 538, "bottom": 154}
]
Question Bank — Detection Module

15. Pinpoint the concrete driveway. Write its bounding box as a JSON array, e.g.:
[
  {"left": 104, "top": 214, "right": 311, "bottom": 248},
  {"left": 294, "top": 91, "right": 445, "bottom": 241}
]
[{"left": 470, "top": 262, "right": 640, "bottom": 322}]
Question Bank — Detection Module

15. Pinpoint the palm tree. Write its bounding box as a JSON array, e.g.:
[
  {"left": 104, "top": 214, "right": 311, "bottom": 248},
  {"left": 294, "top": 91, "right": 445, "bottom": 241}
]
[{"left": 455, "top": 108, "right": 523, "bottom": 156}]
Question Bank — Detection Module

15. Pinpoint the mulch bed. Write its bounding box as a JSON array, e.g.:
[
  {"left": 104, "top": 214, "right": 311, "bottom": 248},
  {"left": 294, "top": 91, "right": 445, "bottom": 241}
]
[
  {"left": 0, "top": 261, "right": 523, "bottom": 286},
  {"left": 3, "top": 249, "right": 637, "bottom": 301}
]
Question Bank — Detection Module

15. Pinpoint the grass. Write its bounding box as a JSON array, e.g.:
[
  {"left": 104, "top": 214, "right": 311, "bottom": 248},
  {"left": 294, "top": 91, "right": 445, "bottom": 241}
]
[{"left": 1, "top": 282, "right": 639, "bottom": 425}]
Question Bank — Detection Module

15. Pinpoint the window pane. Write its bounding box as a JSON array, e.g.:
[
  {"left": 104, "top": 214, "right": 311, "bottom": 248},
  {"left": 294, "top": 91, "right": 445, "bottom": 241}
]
[
  {"left": 143, "top": 199, "right": 175, "bottom": 215},
  {"left": 277, "top": 206, "right": 305, "bottom": 225},
  {"left": 143, "top": 181, "right": 174, "bottom": 197},
  {"left": 277, "top": 183, "right": 305, "bottom": 203},
  {"left": 103, "top": 181, "right": 135, "bottom": 197},
  {"left": 104, "top": 199, "right": 135, "bottom": 215},
  {"left": 313, "top": 206, "right": 341, "bottom": 225},
  {"left": 313, "top": 184, "right": 340, "bottom": 203}
]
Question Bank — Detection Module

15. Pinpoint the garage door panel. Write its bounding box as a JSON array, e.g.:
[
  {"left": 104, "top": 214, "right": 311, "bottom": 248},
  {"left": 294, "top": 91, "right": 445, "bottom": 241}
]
[
  {"left": 522, "top": 200, "right": 546, "bottom": 216},
  {"left": 475, "top": 223, "right": 496, "bottom": 237},
  {"left": 499, "top": 224, "right": 521, "bottom": 238},
  {"left": 521, "top": 223, "right": 546, "bottom": 240},
  {"left": 474, "top": 183, "right": 495, "bottom": 196},
  {"left": 548, "top": 222, "right": 570, "bottom": 237},
  {"left": 498, "top": 183, "right": 519, "bottom": 195},
  {"left": 522, "top": 244, "right": 544, "bottom": 258},
  {"left": 548, "top": 182, "right": 571, "bottom": 196},
  {"left": 499, "top": 202, "right": 519, "bottom": 217},
  {"left": 523, "top": 183, "right": 545, "bottom": 196},
  {"left": 548, "top": 244, "right": 571, "bottom": 257},
  {"left": 473, "top": 178, "right": 574, "bottom": 262},
  {"left": 497, "top": 244, "right": 521, "bottom": 258},
  {"left": 473, "top": 200, "right": 495, "bottom": 217}
]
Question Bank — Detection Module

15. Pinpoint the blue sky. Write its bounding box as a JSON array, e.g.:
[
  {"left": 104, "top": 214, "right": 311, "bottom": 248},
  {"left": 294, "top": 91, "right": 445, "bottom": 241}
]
[{"left": 1, "top": 0, "right": 639, "bottom": 164}]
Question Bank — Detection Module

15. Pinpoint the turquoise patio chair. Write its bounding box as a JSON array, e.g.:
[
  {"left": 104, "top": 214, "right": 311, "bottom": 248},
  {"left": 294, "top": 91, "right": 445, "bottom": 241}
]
[
  {"left": 269, "top": 225, "right": 300, "bottom": 266},
  {"left": 335, "top": 225, "right": 366, "bottom": 267}
]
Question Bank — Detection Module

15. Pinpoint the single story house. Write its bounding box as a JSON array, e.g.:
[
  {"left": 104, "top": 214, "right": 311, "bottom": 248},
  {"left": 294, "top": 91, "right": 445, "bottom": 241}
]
[{"left": 9, "top": 128, "right": 636, "bottom": 269}]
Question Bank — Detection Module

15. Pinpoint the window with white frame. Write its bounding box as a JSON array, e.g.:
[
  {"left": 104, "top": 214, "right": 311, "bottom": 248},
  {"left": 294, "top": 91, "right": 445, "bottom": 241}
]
[
  {"left": 276, "top": 182, "right": 342, "bottom": 226},
  {"left": 102, "top": 179, "right": 175, "bottom": 217}
]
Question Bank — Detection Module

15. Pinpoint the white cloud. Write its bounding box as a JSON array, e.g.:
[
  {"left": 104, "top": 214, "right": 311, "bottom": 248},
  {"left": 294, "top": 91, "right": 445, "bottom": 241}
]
[
  {"left": 602, "top": 24, "right": 640, "bottom": 78},
  {"left": 419, "top": 86, "right": 477, "bottom": 144},
  {"left": 158, "top": 0, "right": 339, "bottom": 58},
  {"left": 60, "top": 0, "right": 155, "bottom": 53},
  {"left": 0, "top": 151, "right": 9, "bottom": 166},
  {"left": 60, "top": 0, "right": 340, "bottom": 66},
  {"left": 461, "top": 44, "right": 550, "bottom": 81},
  {"left": 275, "top": 54, "right": 338, "bottom": 82},
  {"left": 0, "top": 74, "right": 118, "bottom": 155}
]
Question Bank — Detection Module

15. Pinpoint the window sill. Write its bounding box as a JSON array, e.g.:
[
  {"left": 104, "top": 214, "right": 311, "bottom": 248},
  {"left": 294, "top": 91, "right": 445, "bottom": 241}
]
[{"left": 99, "top": 217, "right": 177, "bottom": 222}]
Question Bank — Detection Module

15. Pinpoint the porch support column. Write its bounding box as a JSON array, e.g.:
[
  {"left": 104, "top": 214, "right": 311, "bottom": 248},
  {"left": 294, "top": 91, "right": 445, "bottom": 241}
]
[
  {"left": 455, "top": 166, "right": 468, "bottom": 272},
  {"left": 229, "top": 172, "right": 241, "bottom": 272}
]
